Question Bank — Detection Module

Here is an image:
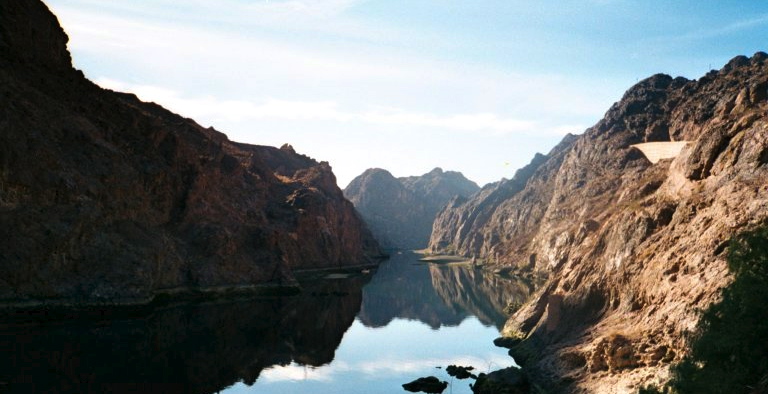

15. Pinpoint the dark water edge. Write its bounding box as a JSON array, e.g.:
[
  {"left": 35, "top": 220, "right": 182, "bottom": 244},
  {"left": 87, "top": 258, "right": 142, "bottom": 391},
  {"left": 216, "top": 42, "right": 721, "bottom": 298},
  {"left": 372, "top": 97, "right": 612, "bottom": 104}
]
[
  {"left": 0, "top": 285, "right": 299, "bottom": 324},
  {"left": 0, "top": 261, "right": 385, "bottom": 324},
  {"left": 0, "top": 253, "right": 532, "bottom": 394},
  {"left": 0, "top": 273, "right": 372, "bottom": 394}
]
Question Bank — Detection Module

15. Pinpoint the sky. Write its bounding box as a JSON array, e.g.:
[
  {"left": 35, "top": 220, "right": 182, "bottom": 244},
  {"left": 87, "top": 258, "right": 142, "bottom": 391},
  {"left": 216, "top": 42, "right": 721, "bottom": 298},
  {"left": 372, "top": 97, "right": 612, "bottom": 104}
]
[{"left": 43, "top": 0, "right": 768, "bottom": 188}]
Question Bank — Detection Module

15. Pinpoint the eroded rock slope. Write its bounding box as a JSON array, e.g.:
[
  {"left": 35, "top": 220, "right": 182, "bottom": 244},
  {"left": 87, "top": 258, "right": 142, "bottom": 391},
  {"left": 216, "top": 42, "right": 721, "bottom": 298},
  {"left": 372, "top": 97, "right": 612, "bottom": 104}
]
[
  {"left": 429, "top": 54, "right": 768, "bottom": 392},
  {"left": 345, "top": 167, "right": 478, "bottom": 249},
  {"left": 0, "top": 0, "right": 380, "bottom": 305}
]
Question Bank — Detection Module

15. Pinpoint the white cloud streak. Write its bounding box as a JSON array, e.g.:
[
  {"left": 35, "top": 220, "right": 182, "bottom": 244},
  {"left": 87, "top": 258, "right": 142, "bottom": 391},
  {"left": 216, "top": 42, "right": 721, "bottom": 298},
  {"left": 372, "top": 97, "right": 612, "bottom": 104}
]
[
  {"left": 55, "top": 3, "right": 612, "bottom": 116},
  {"left": 240, "top": 0, "right": 362, "bottom": 18},
  {"left": 96, "top": 78, "right": 572, "bottom": 136},
  {"left": 261, "top": 363, "right": 340, "bottom": 383},
  {"left": 259, "top": 355, "right": 513, "bottom": 383},
  {"left": 46, "top": 0, "right": 610, "bottom": 186},
  {"left": 683, "top": 13, "right": 768, "bottom": 41}
]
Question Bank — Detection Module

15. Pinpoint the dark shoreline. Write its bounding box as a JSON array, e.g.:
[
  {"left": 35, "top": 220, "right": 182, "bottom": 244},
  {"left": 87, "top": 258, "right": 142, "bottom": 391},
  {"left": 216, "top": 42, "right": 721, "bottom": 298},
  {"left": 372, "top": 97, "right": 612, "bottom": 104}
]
[{"left": 0, "top": 261, "right": 382, "bottom": 324}]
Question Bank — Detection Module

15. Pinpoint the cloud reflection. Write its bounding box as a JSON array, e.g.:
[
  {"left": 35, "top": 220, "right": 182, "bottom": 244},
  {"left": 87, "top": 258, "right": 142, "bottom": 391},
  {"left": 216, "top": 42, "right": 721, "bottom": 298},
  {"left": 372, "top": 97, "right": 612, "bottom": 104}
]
[{"left": 259, "top": 354, "right": 513, "bottom": 383}]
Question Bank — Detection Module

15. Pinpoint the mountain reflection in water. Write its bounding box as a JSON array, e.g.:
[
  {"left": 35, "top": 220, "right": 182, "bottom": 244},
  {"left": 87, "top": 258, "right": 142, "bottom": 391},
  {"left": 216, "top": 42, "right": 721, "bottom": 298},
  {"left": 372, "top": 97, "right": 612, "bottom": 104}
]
[
  {"left": 359, "top": 252, "right": 531, "bottom": 329},
  {"left": 1, "top": 252, "right": 530, "bottom": 394},
  {"left": 0, "top": 277, "right": 367, "bottom": 394}
]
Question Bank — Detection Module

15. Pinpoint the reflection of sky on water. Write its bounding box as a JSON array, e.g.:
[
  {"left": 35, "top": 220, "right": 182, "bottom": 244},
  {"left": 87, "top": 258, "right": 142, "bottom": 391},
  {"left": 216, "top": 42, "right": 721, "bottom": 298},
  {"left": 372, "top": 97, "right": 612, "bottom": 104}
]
[
  {"left": 226, "top": 317, "right": 513, "bottom": 394},
  {"left": 0, "top": 253, "right": 527, "bottom": 393},
  {"left": 221, "top": 253, "right": 529, "bottom": 394}
]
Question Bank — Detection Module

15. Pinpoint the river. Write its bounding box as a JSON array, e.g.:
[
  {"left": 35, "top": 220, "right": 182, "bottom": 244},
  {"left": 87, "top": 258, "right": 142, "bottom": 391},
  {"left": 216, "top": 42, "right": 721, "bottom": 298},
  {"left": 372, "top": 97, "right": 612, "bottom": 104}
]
[{"left": 0, "top": 252, "right": 530, "bottom": 393}]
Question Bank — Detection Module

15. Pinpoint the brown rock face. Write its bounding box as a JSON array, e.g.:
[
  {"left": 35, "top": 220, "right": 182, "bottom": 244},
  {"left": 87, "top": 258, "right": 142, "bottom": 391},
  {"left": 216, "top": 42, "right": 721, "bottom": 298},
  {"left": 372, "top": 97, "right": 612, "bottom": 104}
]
[
  {"left": 0, "top": 0, "right": 72, "bottom": 71},
  {"left": 428, "top": 146, "right": 570, "bottom": 258},
  {"left": 0, "top": 1, "right": 380, "bottom": 305},
  {"left": 344, "top": 167, "right": 478, "bottom": 249},
  {"left": 430, "top": 55, "right": 768, "bottom": 391}
]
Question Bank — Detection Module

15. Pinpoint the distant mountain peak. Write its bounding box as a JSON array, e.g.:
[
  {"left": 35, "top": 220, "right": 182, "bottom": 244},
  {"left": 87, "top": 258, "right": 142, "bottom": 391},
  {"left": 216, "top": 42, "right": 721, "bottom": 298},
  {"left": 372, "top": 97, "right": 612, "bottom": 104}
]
[{"left": 344, "top": 168, "right": 479, "bottom": 249}]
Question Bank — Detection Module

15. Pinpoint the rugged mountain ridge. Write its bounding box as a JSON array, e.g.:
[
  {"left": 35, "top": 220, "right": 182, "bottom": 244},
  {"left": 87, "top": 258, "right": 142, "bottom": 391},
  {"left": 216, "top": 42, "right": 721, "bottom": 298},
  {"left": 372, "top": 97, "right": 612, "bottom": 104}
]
[
  {"left": 430, "top": 55, "right": 768, "bottom": 391},
  {"left": 429, "top": 147, "right": 570, "bottom": 257},
  {"left": 344, "top": 167, "right": 478, "bottom": 249},
  {"left": 0, "top": 0, "right": 380, "bottom": 305}
]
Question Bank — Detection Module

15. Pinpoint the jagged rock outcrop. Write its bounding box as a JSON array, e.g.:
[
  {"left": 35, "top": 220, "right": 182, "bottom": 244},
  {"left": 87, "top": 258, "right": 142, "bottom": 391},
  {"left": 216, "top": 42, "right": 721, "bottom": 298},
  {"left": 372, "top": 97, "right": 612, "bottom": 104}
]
[
  {"left": 430, "top": 54, "right": 768, "bottom": 391},
  {"left": 345, "top": 167, "right": 479, "bottom": 249},
  {"left": 0, "top": 0, "right": 380, "bottom": 306},
  {"left": 399, "top": 167, "right": 481, "bottom": 216},
  {"left": 429, "top": 147, "right": 571, "bottom": 258}
]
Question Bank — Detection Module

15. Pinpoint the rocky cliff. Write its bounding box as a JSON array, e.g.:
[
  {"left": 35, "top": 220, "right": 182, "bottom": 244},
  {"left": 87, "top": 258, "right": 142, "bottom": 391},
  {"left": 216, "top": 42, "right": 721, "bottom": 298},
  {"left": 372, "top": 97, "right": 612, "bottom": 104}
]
[
  {"left": 429, "top": 54, "right": 768, "bottom": 391},
  {"left": 344, "top": 167, "right": 479, "bottom": 249},
  {"left": 0, "top": 0, "right": 380, "bottom": 306}
]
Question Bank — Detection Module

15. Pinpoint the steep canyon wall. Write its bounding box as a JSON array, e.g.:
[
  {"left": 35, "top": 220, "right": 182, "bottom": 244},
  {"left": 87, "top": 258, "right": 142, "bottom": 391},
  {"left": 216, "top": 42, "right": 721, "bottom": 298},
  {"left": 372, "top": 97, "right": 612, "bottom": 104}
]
[
  {"left": 0, "top": 0, "right": 380, "bottom": 305},
  {"left": 430, "top": 55, "right": 768, "bottom": 392}
]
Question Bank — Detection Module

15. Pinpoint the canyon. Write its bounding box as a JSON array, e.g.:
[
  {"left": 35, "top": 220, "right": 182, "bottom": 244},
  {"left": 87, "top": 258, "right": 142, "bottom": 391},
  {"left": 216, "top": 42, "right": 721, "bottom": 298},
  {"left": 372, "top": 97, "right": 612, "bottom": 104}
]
[
  {"left": 3, "top": 1, "right": 768, "bottom": 393},
  {"left": 0, "top": 0, "right": 380, "bottom": 306},
  {"left": 429, "top": 55, "right": 768, "bottom": 391}
]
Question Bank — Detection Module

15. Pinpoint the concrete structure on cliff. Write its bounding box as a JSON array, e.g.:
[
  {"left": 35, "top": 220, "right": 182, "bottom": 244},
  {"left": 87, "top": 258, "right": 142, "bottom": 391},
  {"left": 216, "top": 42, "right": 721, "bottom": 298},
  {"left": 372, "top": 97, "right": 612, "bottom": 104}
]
[{"left": 631, "top": 141, "right": 690, "bottom": 163}]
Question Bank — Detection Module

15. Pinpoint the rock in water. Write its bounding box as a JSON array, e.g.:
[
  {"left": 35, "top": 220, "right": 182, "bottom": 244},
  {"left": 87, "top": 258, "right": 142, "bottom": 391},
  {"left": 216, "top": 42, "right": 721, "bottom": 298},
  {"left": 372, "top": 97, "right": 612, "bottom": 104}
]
[
  {"left": 402, "top": 376, "right": 449, "bottom": 393},
  {"left": 471, "top": 367, "right": 529, "bottom": 394},
  {"left": 446, "top": 365, "right": 477, "bottom": 380},
  {"left": 0, "top": 0, "right": 381, "bottom": 306}
]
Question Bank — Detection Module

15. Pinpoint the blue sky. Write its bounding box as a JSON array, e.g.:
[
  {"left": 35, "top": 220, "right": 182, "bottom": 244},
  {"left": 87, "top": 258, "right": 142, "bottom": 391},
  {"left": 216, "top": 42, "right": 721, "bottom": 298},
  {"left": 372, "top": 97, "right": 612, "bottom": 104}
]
[{"left": 43, "top": 0, "right": 768, "bottom": 187}]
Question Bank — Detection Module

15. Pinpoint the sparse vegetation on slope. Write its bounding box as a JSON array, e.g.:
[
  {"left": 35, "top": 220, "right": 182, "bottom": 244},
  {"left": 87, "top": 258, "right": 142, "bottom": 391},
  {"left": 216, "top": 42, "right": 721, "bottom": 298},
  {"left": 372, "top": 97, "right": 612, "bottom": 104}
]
[{"left": 644, "top": 225, "right": 768, "bottom": 394}]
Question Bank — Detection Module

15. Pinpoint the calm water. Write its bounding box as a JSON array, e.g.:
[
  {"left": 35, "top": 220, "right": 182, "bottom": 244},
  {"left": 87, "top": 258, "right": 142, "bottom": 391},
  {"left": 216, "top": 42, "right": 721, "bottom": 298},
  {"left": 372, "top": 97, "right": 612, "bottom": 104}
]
[{"left": 0, "top": 252, "right": 531, "bottom": 394}]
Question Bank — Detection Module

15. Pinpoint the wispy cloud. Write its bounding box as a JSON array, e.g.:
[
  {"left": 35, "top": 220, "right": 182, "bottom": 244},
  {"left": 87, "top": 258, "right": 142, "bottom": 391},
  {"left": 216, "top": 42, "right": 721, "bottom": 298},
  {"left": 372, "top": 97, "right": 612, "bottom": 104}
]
[
  {"left": 49, "top": 0, "right": 363, "bottom": 20},
  {"left": 49, "top": 0, "right": 401, "bottom": 49},
  {"left": 96, "top": 78, "right": 553, "bottom": 135},
  {"left": 240, "top": 0, "right": 362, "bottom": 18},
  {"left": 46, "top": 0, "right": 611, "bottom": 186},
  {"left": 53, "top": 2, "right": 613, "bottom": 114},
  {"left": 691, "top": 13, "right": 768, "bottom": 39},
  {"left": 56, "top": 7, "right": 416, "bottom": 84},
  {"left": 652, "top": 13, "right": 768, "bottom": 44}
]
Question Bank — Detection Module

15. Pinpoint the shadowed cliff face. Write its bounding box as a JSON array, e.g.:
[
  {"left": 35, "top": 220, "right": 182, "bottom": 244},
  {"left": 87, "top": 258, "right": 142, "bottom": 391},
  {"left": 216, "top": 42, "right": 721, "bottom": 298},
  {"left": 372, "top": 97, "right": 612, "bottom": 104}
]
[
  {"left": 0, "top": 276, "right": 367, "bottom": 394},
  {"left": 430, "top": 55, "right": 768, "bottom": 391},
  {"left": 344, "top": 168, "right": 479, "bottom": 250},
  {"left": 0, "top": 0, "right": 72, "bottom": 70},
  {"left": 0, "top": 1, "right": 380, "bottom": 304}
]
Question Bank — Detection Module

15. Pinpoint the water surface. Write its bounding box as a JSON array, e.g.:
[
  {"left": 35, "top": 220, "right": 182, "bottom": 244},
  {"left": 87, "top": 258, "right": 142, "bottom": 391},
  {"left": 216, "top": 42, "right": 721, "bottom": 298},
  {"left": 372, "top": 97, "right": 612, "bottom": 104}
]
[
  {"left": 225, "top": 252, "right": 530, "bottom": 394},
  {"left": 1, "top": 252, "right": 530, "bottom": 393}
]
